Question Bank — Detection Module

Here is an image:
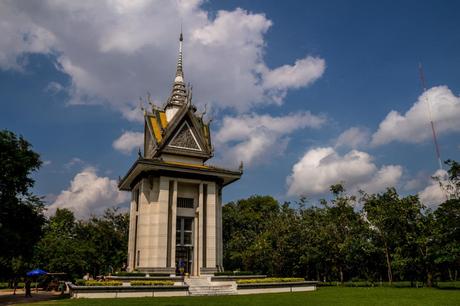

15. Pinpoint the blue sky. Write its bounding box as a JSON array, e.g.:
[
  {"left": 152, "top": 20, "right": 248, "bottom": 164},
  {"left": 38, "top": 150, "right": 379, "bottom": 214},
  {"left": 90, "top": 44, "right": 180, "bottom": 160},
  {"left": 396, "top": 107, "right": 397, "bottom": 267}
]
[{"left": 1, "top": 0, "right": 459, "bottom": 217}]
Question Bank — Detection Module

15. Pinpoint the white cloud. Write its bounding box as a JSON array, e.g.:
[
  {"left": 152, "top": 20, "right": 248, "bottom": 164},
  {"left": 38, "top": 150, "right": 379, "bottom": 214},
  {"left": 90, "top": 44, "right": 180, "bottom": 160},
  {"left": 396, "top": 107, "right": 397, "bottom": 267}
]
[
  {"left": 46, "top": 167, "right": 129, "bottom": 219},
  {"left": 64, "top": 157, "right": 84, "bottom": 170},
  {"left": 418, "top": 169, "right": 449, "bottom": 208},
  {"left": 286, "top": 147, "right": 402, "bottom": 196},
  {"left": 113, "top": 131, "right": 143, "bottom": 154},
  {"left": 214, "top": 112, "right": 326, "bottom": 166},
  {"left": 335, "top": 127, "right": 370, "bottom": 149},
  {"left": 261, "top": 56, "right": 326, "bottom": 103},
  {"left": 0, "top": 1, "right": 325, "bottom": 120},
  {"left": 372, "top": 86, "right": 460, "bottom": 146},
  {"left": 360, "top": 165, "right": 403, "bottom": 194}
]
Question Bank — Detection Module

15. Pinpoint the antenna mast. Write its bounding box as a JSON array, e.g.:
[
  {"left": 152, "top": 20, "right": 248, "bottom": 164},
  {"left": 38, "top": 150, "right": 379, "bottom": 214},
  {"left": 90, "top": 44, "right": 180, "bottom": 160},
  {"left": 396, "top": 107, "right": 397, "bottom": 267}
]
[{"left": 418, "top": 63, "right": 443, "bottom": 170}]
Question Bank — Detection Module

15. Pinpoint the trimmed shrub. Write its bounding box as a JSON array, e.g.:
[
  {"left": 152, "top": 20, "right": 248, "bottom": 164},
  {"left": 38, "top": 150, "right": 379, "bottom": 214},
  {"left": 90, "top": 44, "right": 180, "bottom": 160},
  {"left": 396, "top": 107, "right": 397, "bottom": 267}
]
[
  {"left": 114, "top": 272, "right": 146, "bottom": 277},
  {"left": 76, "top": 280, "right": 122, "bottom": 286},
  {"left": 130, "top": 280, "right": 174, "bottom": 286}
]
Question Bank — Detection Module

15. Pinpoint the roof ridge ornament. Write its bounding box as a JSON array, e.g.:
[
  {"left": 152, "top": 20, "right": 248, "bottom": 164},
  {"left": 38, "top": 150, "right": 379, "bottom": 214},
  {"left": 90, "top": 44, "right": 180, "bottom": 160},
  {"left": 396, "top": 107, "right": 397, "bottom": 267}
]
[{"left": 165, "top": 31, "right": 188, "bottom": 120}]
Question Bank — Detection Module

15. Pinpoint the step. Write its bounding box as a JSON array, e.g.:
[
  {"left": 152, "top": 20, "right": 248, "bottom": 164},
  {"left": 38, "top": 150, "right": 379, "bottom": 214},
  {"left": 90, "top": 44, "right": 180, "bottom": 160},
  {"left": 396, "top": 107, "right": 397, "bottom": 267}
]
[{"left": 185, "top": 277, "right": 237, "bottom": 296}]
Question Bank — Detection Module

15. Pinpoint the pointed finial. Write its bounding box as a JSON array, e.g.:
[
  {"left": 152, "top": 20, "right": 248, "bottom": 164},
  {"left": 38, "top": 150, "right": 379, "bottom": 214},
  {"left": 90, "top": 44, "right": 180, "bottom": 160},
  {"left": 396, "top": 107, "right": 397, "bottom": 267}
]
[
  {"left": 138, "top": 147, "right": 142, "bottom": 158},
  {"left": 239, "top": 161, "right": 244, "bottom": 172},
  {"left": 202, "top": 103, "right": 207, "bottom": 117}
]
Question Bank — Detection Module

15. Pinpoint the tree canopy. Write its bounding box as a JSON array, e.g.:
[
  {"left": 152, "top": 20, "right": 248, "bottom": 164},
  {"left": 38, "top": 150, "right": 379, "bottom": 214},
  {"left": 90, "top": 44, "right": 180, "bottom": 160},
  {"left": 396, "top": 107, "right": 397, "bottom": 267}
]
[{"left": 0, "top": 130, "right": 46, "bottom": 278}]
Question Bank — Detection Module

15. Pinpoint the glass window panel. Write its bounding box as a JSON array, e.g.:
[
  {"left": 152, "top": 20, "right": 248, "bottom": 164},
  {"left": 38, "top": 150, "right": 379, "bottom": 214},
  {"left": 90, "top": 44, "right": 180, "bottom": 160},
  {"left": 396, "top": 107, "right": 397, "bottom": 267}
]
[
  {"left": 184, "top": 218, "right": 193, "bottom": 231},
  {"left": 184, "top": 233, "right": 192, "bottom": 245}
]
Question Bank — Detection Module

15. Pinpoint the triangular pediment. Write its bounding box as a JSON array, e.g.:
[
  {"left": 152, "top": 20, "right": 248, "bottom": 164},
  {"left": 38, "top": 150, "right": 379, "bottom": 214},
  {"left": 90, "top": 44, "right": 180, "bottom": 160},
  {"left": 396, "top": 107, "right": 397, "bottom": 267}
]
[{"left": 167, "top": 121, "right": 202, "bottom": 151}]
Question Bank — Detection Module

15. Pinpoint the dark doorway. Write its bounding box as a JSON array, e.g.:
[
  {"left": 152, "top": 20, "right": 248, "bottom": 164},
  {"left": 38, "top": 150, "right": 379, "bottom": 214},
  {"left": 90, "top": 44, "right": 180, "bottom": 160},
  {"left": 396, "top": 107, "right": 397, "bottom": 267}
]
[{"left": 176, "top": 217, "right": 193, "bottom": 275}]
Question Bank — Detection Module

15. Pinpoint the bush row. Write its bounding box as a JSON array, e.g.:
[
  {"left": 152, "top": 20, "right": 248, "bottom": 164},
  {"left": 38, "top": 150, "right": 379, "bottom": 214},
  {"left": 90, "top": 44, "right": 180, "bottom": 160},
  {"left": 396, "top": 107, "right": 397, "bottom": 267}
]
[
  {"left": 130, "top": 280, "right": 174, "bottom": 286},
  {"left": 74, "top": 280, "right": 122, "bottom": 286},
  {"left": 318, "top": 281, "right": 460, "bottom": 288},
  {"left": 114, "top": 272, "right": 146, "bottom": 277}
]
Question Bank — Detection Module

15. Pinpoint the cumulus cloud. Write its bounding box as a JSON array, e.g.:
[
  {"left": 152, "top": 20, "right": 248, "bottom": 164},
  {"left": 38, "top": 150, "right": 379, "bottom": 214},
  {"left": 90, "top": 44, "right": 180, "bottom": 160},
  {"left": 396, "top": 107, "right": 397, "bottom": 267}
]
[
  {"left": 0, "top": 1, "right": 325, "bottom": 120},
  {"left": 335, "top": 127, "right": 370, "bottom": 149},
  {"left": 214, "top": 112, "right": 326, "bottom": 166},
  {"left": 261, "top": 56, "right": 326, "bottom": 103},
  {"left": 372, "top": 86, "right": 460, "bottom": 146},
  {"left": 113, "top": 131, "right": 143, "bottom": 154},
  {"left": 418, "top": 169, "right": 450, "bottom": 208},
  {"left": 360, "top": 165, "right": 403, "bottom": 194},
  {"left": 286, "top": 147, "right": 402, "bottom": 196},
  {"left": 46, "top": 167, "right": 129, "bottom": 219}
]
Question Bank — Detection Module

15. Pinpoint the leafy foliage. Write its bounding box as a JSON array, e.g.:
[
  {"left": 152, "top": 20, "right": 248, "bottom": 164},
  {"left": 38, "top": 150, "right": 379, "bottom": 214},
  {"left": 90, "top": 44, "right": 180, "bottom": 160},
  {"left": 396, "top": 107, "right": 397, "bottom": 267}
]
[
  {"left": 33, "top": 207, "right": 129, "bottom": 280},
  {"left": 223, "top": 165, "right": 460, "bottom": 286},
  {"left": 77, "top": 280, "right": 122, "bottom": 286},
  {"left": 0, "top": 130, "right": 46, "bottom": 278},
  {"left": 130, "top": 280, "right": 174, "bottom": 286}
]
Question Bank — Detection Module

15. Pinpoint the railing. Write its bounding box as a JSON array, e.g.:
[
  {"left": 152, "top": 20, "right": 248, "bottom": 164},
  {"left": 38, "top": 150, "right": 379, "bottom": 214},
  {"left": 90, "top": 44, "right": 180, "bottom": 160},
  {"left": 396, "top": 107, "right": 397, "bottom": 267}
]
[{"left": 177, "top": 197, "right": 194, "bottom": 208}]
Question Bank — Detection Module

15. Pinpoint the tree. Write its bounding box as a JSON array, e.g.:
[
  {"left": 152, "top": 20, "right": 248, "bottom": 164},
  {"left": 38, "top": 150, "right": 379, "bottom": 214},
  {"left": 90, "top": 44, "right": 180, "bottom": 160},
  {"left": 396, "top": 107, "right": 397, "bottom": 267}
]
[
  {"left": 434, "top": 199, "right": 460, "bottom": 281},
  {"left": 363, "top": 188, "right": 424, "bottom": 284},
  {"left": 0, "top": 130, "right": 45, "bottom": 278},
  {"left": 34, "top": 208, "right": 129, "bottom": 279},
  {"left": 76, "top": 208, "right": 129, "bottom": 276},
  {"left": 312, "top": 185, "right": 373, "bottom": 283},
  {"left": 34, "top": 209, "right": 88, "bottom": 280},
  {"left": 222, "top": 195, "right": 280, "bottom": 273}
]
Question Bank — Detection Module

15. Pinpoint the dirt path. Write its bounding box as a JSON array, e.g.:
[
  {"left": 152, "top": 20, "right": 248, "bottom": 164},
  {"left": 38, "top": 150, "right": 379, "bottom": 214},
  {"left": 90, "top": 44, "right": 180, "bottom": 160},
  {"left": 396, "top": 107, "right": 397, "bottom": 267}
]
[{"left": 0, "top": 289, "right": 66, "bottom": 305}]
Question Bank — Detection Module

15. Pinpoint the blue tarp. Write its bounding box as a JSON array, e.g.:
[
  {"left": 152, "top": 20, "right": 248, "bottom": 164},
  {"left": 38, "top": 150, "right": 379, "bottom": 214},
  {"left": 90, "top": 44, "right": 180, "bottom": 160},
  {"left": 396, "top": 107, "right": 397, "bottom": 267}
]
[{"left": 26, "top": 269, "right": 47, "bottom": 277}]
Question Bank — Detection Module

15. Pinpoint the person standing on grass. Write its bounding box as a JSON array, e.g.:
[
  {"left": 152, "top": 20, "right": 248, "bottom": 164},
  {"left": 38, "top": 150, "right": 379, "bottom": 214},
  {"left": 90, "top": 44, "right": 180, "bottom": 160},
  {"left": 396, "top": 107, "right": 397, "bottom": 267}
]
[
  {"left": 25, "top": 278, "right": 32, "bottom": 297},
  {"left": 12, "top": 277, "right": 18, "bottom": 295}
]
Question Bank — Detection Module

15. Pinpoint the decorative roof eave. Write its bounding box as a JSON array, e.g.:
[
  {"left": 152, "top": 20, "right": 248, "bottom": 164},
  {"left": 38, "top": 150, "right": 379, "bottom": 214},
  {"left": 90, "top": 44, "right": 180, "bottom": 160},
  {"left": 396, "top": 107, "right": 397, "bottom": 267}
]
[
  {"left": 118, "top": 158, "right": 242, "bottom": 191},
  {"left": 153, "top": 105, "right": 212, "bottom": 157}
]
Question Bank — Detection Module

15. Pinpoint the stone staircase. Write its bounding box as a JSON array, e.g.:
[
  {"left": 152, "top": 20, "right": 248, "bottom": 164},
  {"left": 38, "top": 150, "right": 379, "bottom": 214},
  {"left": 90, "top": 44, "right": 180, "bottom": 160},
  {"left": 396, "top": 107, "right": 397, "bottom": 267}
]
[{"left": 185, "top": 276, "right": 237, "bottom": 296}]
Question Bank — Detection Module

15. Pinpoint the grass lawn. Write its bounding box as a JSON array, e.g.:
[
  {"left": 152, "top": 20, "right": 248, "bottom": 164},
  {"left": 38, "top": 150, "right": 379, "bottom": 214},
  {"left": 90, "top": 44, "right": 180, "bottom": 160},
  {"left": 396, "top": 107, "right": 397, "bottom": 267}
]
[{"left": 23, "top": 287, "right": 460, "bottom": 306}]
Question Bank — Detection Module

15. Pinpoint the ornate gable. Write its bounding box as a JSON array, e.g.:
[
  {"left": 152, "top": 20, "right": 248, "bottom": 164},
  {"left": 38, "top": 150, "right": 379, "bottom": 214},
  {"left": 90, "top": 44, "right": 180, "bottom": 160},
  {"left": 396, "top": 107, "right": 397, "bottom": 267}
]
[
  {"left": 141, "top": 33, "right": 213, "bottom": 162},
  {"left": 142, "top": 105, "right": 213, "bottom": 161},
  {"left": 168, "top": 121, "right": 201, "bottom": 151}
]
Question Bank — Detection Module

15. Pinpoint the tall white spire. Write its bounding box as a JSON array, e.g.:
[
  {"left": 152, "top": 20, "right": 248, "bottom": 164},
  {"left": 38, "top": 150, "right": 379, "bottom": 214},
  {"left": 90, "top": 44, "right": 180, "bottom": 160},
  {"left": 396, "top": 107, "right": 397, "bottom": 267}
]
[
  {"left": 175, "top": 32, "right": 184, "bottom": 83},
  {"left": 165, "top": 31, "right": 188, "bottom": 121}
]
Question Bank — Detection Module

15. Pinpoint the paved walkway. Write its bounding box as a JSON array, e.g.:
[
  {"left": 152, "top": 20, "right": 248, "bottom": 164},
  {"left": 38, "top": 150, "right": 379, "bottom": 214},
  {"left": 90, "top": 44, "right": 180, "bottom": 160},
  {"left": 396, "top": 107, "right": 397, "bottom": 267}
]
[{"left": 0, "top": 289, "right": 65, "bottom": 305}]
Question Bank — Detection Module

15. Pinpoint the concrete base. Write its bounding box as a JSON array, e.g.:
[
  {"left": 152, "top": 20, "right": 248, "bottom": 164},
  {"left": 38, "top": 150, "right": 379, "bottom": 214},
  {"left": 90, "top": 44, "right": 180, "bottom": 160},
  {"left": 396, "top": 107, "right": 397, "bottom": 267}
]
[
  {"left": 68, "top": 283, "right": 189, "bottom": 299},
  {"left": 68, "top": 280, "right": 317, "bottom": 298},
  {"left": 200, "top": 267, "right": 218, "bottom": 275},
  {"left": 137, "top": 267, "right": 176, "bottom": 274},
  {"left": 236, "top": 281, "right": 317, "bottom": 295},
  {"left": 237, "top": 286, "right": 315, "bottom": 295}
]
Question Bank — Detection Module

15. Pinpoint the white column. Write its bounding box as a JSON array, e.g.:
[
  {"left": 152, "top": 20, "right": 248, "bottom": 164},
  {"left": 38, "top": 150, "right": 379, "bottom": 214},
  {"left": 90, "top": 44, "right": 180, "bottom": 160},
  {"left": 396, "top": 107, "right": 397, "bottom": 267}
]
[
  {"left": 127, "top": 192, "right": 136, "bottom": 271},
  {"left": 170, "top": 180, "right": 178, "bottom": 269},
  {"left": 206, "top": 183, "right": 217, "bottom": 268},
  {"left": 193, "top": 210, "right": 199, "bottom": 276},
  {"left": 198, "top": 183, "right": 204, "bottom": 275},
  {"left": 217, "top": 184, "right": 223, "bottom": 268},
  {"left": 153, "top": 177, "right": 170, "bottom": 267}
]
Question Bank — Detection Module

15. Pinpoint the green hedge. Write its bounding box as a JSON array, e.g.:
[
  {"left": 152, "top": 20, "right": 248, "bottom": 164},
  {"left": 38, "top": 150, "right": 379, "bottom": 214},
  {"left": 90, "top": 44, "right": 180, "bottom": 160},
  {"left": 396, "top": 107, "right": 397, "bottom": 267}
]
[
  {"left": 114, "top": 272, "right": 146, "bottom": 277},
  {"left": 74, "top": 280, "right": 122, "bottom": 286},
  {"left": 237, "top": 277, "right": 304, "bottom": 284},
  {"left": 318, "top": 281, "right": 457, "bottom": 288},
  {"left": 130, "top": 280, "right": 174, "bottom": 286}
]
